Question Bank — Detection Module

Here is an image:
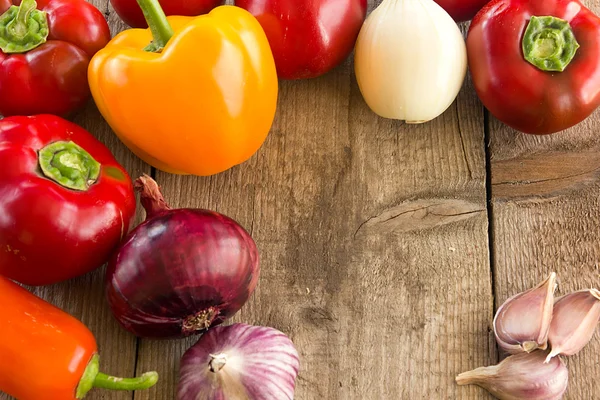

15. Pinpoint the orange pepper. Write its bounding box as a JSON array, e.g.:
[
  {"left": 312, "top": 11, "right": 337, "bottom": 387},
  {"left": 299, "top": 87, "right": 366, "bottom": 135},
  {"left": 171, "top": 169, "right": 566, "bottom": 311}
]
[
  {"left": 0, "top": 276, "right": 158, "bottom": 399},
  {"left": 88, "top": 4, "right": 278, "bottom": 176}
]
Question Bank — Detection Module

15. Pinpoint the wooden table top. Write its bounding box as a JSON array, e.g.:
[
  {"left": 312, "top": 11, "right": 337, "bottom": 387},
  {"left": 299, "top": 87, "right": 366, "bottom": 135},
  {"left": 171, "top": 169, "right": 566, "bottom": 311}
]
[{"left": 3, "top": 0, "right": 599, "bottom": 399}]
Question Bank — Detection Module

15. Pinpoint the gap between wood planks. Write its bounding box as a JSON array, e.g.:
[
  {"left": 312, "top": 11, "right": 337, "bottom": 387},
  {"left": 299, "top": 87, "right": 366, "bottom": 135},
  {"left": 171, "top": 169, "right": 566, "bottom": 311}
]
[{"left": 484, "top": 109, "right": 498, "bottom": 354}]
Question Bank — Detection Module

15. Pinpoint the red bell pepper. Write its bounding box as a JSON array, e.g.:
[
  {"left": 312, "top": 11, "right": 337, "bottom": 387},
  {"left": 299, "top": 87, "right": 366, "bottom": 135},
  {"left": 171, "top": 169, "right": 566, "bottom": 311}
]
[
  {"left": 0, "top": 0, "right": 110, "bottom": 117},
  {"left": 467, "top": 0, "right": 600, "bottom": 135},
  {"left": 109, "top": 0, "right": 223, "bottom": 28},
  {"left": 0, "top": 115, "right": 136, "bottom": 286},
  {"left": 235, "top": 0, "right": 367, "bottom": 80}
]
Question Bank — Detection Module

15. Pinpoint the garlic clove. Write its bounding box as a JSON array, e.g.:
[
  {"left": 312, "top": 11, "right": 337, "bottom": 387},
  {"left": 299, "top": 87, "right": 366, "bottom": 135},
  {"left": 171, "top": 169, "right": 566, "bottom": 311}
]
[
  {"left": 456, "top": 350, "right": 568, "bottom": 400},
  {"left": 493, "top": 272, "right": 557, "bottom": 354},
  {"left": 545, "top": 289, "right": 600, "bottom": 362}
]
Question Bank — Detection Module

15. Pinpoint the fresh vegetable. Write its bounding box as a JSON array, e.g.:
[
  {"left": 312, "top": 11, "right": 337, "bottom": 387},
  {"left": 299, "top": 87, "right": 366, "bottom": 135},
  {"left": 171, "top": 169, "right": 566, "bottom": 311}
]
[
  {"left": 467, "top": 0, "right": 600, "bottom": 135},
  {"left": 459, "top": 272, "right": 600, "bottom": 398},
  {"left": 546, "top": 289, "right": 600, "bottom": 362},
  {"left": 0, "top": 115, "right": 136, "bottom": 286},
  {"left": 235, "top": 0, "right": 367, "bottom": 80},
  {"left": 354, "top": 0, "right": 467, "bottom": 123},
  {"left": 110, "top": 0, "right": 224, "bottom": 28},
  {"left": 0, "top": 275, "right": 158, "bottom": 400},
  {"left": 433, "top": 0, "right": 490, "bottom": 22},
  {"left": 105, "top": 175, "right": 260, "bottom": 339},
  {"left": 493, "top": 272, "right": 556, "bottom": 354},
  {"left": 178, "top": 323, "right": 300, "bottom": 400},
  {"left": 88, "top": 2, "right": 277, "bottom": 176},
  {"left": 456, "top": 350, "right": 568, "bottom": 400},
  {"left": 0, "top": 0, "right": 110, "bottom": 117}
]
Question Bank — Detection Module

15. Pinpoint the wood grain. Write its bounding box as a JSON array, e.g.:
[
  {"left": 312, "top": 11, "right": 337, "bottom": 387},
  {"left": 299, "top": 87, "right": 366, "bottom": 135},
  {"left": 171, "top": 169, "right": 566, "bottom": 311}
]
[
  {"left": 489, "top": 2, "right": 600, "bottom": 395},
  {"left": 134, "top": 3, "right": 494, "bottom": 399}
]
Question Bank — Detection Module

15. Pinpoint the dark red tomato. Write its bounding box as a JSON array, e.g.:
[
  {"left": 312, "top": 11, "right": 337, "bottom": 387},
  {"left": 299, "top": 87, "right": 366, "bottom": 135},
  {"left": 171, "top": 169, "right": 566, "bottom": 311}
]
[
  {"left": 235, "top": 0, "right": 368, "bottom": 80},
  {"left": 110, "top": 0, "right": 224, "bottom": 28},
  {"left": 0, "top": 115, "right": 136, "bottom": 286},
  {"left": 434, "top": 0, "right": 490, "bottom": 22}
]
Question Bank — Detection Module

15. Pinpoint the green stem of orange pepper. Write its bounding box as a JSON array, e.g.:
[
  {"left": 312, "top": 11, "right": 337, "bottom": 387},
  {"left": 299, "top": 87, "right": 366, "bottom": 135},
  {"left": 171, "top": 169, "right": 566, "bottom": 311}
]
[
  {"left": 76, "top": 355, "right": 159, "bottom": 398},
  {"left": 135, "top": 0, "right": 173, "bottom": 52}
]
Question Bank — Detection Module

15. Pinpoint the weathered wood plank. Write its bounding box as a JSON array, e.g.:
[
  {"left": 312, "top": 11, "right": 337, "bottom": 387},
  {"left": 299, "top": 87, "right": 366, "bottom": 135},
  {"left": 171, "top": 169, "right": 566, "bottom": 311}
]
[
  {"left": 134, "top": 2, "right": 494, "bottom": 398},
  {"left": 490, "top": 111, "right": 600, "bottom": 399},
  {"left": 489, "top": 0, "right": 600, "bottom": 393}
]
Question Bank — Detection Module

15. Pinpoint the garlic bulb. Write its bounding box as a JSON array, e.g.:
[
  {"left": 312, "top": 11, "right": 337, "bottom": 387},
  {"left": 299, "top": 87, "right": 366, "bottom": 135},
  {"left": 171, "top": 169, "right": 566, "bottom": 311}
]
[
  {"left": 177, "top": 323, "right": 300, "bottom": 400},
  {"left": 546, "top": 289, "right": 600, "bottom": 362},
  {"left": 354, "top": 0, "right": 467, "bottom": 123},
  {"left": 494, "top": 273, "right": 556, "bottom": 354},
  {"left": 456, "top": 350, "right": 568, "bottom": 400}
]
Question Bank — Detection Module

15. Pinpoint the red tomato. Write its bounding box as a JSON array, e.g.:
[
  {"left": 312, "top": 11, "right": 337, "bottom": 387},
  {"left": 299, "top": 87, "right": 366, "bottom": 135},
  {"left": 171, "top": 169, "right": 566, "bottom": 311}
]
[
  {"left": 235, "top": 0, "right": 367, "bottom": 80},
  {"left": 0, "top": 115, "right": 136, "bottom": 286},
  {"left": 434, "top": 0, "right": 490, "bottom": 22},
  {"left": 467, "top": 0, "right": 600, "bottom": 134},
  {"left": 110, "top": 0, "right": 224, "bottom": 28}
]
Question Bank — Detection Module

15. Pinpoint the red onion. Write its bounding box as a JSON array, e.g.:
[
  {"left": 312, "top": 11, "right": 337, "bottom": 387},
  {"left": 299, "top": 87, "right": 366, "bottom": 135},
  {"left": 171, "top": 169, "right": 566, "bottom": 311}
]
[
  {"left": 178, "top": 323, "right": 300, "bottom": 399},
  {"left": 105, "top": 175, "right": 260, "bottom": 339}
]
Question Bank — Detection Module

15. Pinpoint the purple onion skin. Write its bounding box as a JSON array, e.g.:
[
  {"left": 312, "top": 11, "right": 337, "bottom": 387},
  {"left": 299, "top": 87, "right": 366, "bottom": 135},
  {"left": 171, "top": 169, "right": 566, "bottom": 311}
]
[
  {"left": 178, "top": 323, "right": 300, "bottom": 400},
  {"left": 105, "top": 207, "right": 260, "bottom": 339}
]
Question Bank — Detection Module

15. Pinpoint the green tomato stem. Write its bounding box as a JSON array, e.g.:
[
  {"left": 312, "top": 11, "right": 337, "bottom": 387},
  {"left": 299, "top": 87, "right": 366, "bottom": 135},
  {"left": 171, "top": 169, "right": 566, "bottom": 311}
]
[
  {"left": 522, "top": 16, "right": 580, "bottom": 72},
  {"left": 0, "top": 0, "right": 49, "bottom": 53},
  {"left": 38, "top": 141, "right": 101, "bottom": 191},
  {"left": 135, "top": 0, "right": 174, "bottom": 52},
  {"left": 76, "top": 355, "right": 159, "bottom": 398}
]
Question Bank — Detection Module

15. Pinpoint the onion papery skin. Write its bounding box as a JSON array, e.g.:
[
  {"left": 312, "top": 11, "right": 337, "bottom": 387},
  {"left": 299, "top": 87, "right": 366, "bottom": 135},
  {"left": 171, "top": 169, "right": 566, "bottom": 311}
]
[
  {"left": 105, "top": 209, "right": 260, "bottom": 339},
  {"left": 178, "top": 323, "right": 300, "bottom": 400}
]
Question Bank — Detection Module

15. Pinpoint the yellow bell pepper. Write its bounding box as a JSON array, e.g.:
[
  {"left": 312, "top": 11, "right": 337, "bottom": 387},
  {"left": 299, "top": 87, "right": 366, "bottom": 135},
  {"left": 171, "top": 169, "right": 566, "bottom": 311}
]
[{"left": 88, "top": 3, "right": 278, "bottom": 176}]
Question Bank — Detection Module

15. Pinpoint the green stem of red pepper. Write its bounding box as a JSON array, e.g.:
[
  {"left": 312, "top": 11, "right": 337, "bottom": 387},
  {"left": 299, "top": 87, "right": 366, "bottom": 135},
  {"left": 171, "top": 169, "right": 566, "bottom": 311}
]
[
  {"left": 135, "top": 0, "right": 174, "bottom": 52},
  {"left": 0, "top": 0, "right": 49, "bottom": 53},
  {"left": 522, "top": 16, "right": 580, "bottom": 72},
  {"left": 76, "top": 354, "right": 159, "bottom": 399},
  {"left": 38, "top": 141, "right": 101, "bottom": 191}
]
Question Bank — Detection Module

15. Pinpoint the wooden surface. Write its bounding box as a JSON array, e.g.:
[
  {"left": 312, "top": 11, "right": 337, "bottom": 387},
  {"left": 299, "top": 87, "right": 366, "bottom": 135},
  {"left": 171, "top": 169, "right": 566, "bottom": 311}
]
[{"left": 2, "top": 0, "right": 600, "bottom": 399}]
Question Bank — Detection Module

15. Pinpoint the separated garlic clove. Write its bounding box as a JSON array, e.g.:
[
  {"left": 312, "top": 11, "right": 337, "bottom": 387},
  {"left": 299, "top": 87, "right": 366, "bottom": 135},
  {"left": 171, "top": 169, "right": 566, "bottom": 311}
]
[
  {"left": 493, "top": 272, "right": 557, "bottom": 354},
  {"left": 545, "top": 289, "right": 600, "bottom": 362},
  {"left": 456, "top": 350, "right": 568, "bottom": 400}
]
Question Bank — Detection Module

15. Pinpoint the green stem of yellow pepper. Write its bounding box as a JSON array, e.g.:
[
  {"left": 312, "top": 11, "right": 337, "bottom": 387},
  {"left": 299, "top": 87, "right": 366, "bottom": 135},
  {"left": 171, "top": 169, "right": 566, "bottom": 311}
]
[{"left": 135, "top": 0, "right": 174, "bottom": 52}]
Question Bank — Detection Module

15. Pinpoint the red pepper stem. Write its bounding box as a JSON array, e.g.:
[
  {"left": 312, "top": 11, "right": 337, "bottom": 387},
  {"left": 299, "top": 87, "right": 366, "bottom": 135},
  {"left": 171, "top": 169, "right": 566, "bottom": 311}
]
[
  {"left": 135, "top": 0, "right": 173, "bottom": 52},
  {"left": 12, "top": 0, "right": 36, "bottom": 36},
  {"left": 0, "top": 0, "right": 49, "bottom": 53},
  {"left": 38, "top": 141, "right": 101, "bottom": 191},
  {"left": 76, "top": 355, "right": 159, "bottom": 398},
  {"left": 135, "top": 174, "right": 171, "bottom": 218},
  {"left": 522, "top": 16, "right": 579, "bottom": 72}
]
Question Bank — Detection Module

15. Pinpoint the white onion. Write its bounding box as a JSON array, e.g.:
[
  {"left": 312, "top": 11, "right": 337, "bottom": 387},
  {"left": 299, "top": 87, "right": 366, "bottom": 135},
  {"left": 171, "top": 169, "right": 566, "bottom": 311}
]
[
  {"left": 178, "top": 323, "right": 300, "bottom": 399},
  {"left": 354, "top": 0, "right": 467, "bottom": 123}
]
